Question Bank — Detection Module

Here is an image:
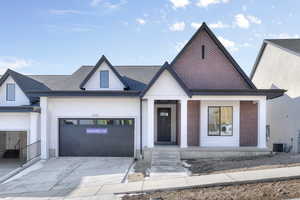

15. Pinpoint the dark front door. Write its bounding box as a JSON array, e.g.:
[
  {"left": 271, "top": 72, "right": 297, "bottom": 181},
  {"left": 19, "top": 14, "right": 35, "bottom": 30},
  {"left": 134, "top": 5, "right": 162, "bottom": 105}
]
[{"left": 157, "top": 108, "right": 171, "bottom": 142}]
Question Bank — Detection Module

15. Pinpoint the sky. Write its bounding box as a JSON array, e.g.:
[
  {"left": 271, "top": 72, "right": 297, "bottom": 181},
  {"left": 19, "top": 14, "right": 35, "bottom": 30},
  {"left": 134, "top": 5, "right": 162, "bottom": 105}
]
[{"left": 0, "top": 0, "right": 299, "bottom": 76}]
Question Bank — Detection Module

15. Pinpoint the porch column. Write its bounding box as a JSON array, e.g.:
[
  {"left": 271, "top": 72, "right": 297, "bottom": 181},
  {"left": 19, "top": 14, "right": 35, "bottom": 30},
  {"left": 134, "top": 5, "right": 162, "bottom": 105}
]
[
  {"left": 40, "top": 97, "right": 49, "bottom": 159},
  {"left": 29, "top": 112, "right": 39, "bottom": 144},
  {"left": 257, "top": 97, "right": 267, "bottom": 148},
  {"left": 147, "top": 98, "right": 154, "bottom": 148},
  {"left": 180, "top": 99, "right": 188, "bottom": 148}
]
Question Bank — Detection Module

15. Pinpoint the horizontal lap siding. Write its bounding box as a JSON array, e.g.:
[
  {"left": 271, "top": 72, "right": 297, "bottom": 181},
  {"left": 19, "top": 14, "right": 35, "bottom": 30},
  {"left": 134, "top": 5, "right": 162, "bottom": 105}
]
[
  {"left": 240, "top": 101, "right": 258, "bottom": 146},
  {"left": 187, "top": 101, "right": 200, "bottom": 146}
]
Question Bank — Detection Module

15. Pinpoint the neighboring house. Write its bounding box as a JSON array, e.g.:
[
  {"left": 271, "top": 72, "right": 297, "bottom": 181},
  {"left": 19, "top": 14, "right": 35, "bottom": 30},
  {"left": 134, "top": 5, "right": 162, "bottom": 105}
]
[
  {"left": 251, "top": 39, "right": 300, "bottom": 153},
  {"left": 0, "top": 23, "right": 285, "bottom": 160}
]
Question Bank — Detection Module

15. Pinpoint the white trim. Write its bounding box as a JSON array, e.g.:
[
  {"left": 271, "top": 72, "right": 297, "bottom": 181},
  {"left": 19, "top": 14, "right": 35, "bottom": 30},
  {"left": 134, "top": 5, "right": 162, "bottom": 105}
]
[
  {"left": 180, "top": 99, "right": 188, "bottom": 148},
  {"left": 191, "top": 95, "right": 266, "bottom": 101}
]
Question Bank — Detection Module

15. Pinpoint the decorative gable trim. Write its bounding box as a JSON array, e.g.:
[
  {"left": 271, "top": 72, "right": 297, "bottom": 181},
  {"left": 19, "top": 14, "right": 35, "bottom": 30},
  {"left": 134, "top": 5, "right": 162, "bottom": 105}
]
[
  {"left": 79, "top": 55, "right": 128, "bottom": 90},
  {"left": 171, "top": 22, "right": 256, "bottom": 89},
  {"left": 140, "top": 62, "right": 191, "bottom": 97}
]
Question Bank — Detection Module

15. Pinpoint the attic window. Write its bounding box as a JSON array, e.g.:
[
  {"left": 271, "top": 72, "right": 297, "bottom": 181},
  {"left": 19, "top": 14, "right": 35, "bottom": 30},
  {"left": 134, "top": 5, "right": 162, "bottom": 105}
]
[
  {"left": 6, "top": 83, "right": 15, "bottom": 101},
  {"left": 100, "top": 70, "right": 109, "bottom": 88},
  {"left": 202, "top": 45, "right": 205, "bottom": 59}
]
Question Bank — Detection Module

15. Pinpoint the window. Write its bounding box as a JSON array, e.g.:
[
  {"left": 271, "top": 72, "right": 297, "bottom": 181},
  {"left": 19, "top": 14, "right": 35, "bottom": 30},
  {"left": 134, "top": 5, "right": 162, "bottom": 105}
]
[
  {"left": 201, "top": 45, "right": 205, "bottom": 59},
  {"left": 100, "top": 70, "right": 109, "bottom": 88},
  {"left": 79, "top": 119, "right": 95, "bottom": 125},
  {"left": 6, "top": 83, "right": 15, "bottom": 101},
  {"left": 62, "top": 119, "right": 78, "bottom": 125},
  {"left": 208, "top": 106, "right": 233, "bottom": 136}
]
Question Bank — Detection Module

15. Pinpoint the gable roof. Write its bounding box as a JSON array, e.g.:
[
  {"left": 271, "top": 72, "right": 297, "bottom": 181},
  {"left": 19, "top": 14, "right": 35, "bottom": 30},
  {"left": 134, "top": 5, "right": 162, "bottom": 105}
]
[
  {"left": 171, "top": 22, "right": 256, "bottom": 89},
  {"left": 140, "top": 62, "right": 191, "bottom": 97},
  {"left": 250, "top": 39, "right": 300, "bottom": 79},
  {"left": 0, "top": 69, "right": 50, "bottom": 103},
  {"left": 79, "top": 55, "right": 128, "bottom": 90}
]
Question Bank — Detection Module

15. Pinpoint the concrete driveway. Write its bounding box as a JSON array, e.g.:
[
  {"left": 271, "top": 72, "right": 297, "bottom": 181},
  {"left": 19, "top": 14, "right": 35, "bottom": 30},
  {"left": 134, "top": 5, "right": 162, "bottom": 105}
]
[
  {"left": 0, "top": 159, "right": 21, "bottom": 180},
  {"left": 0, "top": 157, "right": 133, "bottom": 199}
]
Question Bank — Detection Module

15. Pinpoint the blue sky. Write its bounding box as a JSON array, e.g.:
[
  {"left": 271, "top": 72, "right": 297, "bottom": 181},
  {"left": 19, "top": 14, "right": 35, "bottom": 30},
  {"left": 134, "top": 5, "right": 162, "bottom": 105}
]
[{"left": 0, "top": 0, "right": 299, "bottom": 75}]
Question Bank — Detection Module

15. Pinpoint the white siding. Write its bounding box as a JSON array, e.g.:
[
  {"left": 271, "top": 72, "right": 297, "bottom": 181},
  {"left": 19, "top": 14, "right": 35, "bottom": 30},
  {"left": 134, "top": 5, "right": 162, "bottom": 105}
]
[
  {"left": 46, "top": 97, "right": 140, "bottom": 157},
  {"left": 144, "top": 70, "right": 187, "bottom": 98},
  {"left": 83, "top": 62, "right": 125, "bottom": 90},
  {"left": 0, "top": 76, "right": 30, "bottom": 106},
  {"left": 200, "top": 100, "right": 240, "bottom": 147},
  {"left": 252, "top": 44, "right": 300, "bottom": 152},
  {"left": 0, "top": 113, "right": 30, "bottom": 131}
]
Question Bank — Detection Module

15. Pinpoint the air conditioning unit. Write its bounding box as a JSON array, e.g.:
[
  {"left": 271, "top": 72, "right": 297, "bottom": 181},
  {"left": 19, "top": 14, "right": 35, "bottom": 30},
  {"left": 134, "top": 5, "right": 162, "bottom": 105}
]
[{"left": 273, "top": 143, "right": 285, "bottom": 152}]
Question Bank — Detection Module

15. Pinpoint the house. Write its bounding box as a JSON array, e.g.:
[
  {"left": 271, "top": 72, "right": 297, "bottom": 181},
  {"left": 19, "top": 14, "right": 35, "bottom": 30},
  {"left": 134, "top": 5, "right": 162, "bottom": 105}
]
[
  {"left": 0, "top": 23, "right": 285, "bottom": 161},
  {"left": 251, "top": 39, "right": 300, "bottom": 153}
]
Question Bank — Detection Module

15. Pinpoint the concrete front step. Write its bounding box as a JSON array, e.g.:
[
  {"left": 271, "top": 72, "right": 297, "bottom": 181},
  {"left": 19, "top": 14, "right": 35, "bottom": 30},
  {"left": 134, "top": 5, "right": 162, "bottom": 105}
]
[{"left": 150, "top": 149, "right": 187, "bottom": 179}]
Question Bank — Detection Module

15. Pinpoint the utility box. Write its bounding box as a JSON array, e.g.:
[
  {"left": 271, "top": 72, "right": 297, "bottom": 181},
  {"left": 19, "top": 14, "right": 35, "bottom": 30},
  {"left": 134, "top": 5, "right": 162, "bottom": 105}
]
[{"left": 273, "top": 143, "right": 285, "bottom": 152}]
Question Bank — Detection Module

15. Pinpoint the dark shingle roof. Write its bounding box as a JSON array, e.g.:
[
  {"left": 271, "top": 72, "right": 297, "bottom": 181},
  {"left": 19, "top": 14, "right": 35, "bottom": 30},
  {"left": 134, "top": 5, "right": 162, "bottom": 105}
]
[
  {"left": 266, "top": 39, "right": 300, "bottom": 55},
  {"left": 22, "top": 65, "right": 161, "bottom": 92}
]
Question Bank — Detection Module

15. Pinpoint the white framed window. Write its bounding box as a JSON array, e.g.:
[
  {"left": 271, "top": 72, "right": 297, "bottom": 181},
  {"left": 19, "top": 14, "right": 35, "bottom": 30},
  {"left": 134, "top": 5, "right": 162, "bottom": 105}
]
[
  {"left": 100, "top": 70, "right": 109, "bottom": 88},
  {"left": 6, "top": 83, "right": 16, "bottom": 101},
  {"left": 208, "top": 106, "right": 233, "bottom": 136}
]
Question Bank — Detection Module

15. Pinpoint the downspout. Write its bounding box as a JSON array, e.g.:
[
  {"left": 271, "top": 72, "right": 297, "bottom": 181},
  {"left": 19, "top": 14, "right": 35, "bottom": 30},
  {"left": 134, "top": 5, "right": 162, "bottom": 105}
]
[{"left": 140, "top": 98, "right": 144, "bottom": 159}]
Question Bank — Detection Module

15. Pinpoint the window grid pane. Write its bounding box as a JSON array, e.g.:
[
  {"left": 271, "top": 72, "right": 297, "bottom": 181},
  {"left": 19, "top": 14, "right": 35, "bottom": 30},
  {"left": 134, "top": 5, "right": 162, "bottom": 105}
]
[
  {"left": 208, "top": 107, "right": 220, "bottom": 136},
  {"left": 220, "top": 107, "right": 233, "bottom": 136},
  {"left": 6, "top": 83, "right": 15, "bottom": 101}
]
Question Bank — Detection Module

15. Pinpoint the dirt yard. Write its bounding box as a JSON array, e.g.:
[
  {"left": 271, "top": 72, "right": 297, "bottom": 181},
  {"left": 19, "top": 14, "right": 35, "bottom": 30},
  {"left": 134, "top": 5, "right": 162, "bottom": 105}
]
[
  {"left": 122, "top": 178, "right": 300, "bottom": 200},
  {"left": 185, "top": 153, "right": 300, "bottom": 175}
]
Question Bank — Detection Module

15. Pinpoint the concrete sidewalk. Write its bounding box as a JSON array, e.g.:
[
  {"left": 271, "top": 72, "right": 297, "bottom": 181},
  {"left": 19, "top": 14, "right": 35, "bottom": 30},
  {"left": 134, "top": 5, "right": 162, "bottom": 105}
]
[
  {"left": 1, "top": 165, "right": 300, "bottom": 199},
  {"left": 108, "top": 166, "right": 300, "bottom": 195}
]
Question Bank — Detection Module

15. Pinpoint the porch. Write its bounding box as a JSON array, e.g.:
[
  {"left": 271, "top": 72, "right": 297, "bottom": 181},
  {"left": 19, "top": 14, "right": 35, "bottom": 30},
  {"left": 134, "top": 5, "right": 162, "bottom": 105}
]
[{"left": 142, "top": 96, "right": 268, "bottom": 153}]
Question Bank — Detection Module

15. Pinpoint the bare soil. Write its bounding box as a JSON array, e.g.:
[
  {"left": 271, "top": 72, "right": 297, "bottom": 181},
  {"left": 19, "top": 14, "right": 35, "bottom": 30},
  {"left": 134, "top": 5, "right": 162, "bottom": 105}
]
[
  {"left": 122, "top": 178, "right": 300, "bottom": 200},
  {"left": 185, "top": 153, "right": 300, "bottom": 175},
  {"left": 127, "top": 160, "right": 151, "bottom": 182}
]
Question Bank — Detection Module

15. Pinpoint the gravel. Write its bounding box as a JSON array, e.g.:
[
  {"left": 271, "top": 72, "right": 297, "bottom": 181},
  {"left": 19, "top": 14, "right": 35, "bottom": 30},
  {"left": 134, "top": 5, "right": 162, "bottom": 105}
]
[{"left": 185, "top": 153, "right": 300, "bottom": 175}]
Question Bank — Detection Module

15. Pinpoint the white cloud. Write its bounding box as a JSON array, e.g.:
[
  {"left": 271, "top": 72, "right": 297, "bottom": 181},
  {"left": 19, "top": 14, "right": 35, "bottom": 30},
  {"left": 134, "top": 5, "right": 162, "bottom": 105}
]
[
  {"left": 49, "top": 9, "right": 88, "bottom": 15},
  {"left": 234, "top": 14, "right": 262, "bottom": 29},
  {"left": 191, "top": 22, "right": 202, "bottom": 29},
  {"left": 197, "top": 0, "right": 230, "bottom": 7},
  {"left": 0, "top": 57, "right": 32, "bottom": 74},
  {"left": 218, "top": 36, "right": 238, "bottom": 52},
  {"left": 247, "top": 15, "right": 262, "bottom": 24},
  {"left": 90, "top": 0, "right": 127, "bottom": 9},
  {"left": 169, "top": 0, "right": 190, "bottom": 9},
  {"left": 209, "top": 21, "right": 230, "bottom": 29},
  {"left": 170, "top": 22, "right": 185, "bottom": 31},
  {"left": 235, "top": 14, "right": 250, "bottom": 29},
  {"left": 136, "top": 18, "right": 146, "bottom": 25},
  {"left": 242, "top": 5, "right": 247, "bottom": 11}
]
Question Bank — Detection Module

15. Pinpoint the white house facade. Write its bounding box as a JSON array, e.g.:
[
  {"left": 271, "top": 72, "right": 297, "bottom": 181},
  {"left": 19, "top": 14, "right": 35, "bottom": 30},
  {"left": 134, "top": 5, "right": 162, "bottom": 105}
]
[
  {"left": 0, "top": 23, "right": 285, "bottom": 162},
  {"left": 251, "top": 39, "right": 300, "bottom": 152}
]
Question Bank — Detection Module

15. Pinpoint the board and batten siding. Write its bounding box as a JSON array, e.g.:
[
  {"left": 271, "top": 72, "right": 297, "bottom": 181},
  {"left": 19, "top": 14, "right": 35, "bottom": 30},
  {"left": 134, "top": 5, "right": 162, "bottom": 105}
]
[
  {"left": 187, "top": 100, "right": 200, "bottom": 146},
  {"left": 240, "top": 101, "right": 258, "bottom": 146}
]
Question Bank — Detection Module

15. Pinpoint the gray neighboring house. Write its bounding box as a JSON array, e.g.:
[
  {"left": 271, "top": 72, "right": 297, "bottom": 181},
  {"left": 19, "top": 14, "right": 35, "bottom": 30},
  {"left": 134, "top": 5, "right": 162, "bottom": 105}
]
[{"left": 251, "top": 39, "right": 300, "bottom": 153}]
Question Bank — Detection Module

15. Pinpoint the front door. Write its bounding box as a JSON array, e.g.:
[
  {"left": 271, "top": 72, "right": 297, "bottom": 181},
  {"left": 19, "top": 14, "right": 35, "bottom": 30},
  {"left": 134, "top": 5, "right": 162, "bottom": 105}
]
[{"left": 157, "top": 108, "right": 171, "bottom": 142}]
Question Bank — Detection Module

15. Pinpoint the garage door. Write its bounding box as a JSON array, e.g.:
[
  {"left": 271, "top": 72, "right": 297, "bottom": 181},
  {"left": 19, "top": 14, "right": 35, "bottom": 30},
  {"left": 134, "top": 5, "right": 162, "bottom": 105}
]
[{"left": 59, "top": 118, "right": 134, "bottom": 157}]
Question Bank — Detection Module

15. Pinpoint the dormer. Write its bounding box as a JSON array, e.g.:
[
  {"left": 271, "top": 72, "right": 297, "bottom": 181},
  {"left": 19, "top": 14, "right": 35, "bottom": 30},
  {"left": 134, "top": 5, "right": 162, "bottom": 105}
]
[
  {"left": 80, "top": 55, "right": 128, "bottom": 90},
  {"left": 0, "top": 72, "right": 30, "bottom": 106}
]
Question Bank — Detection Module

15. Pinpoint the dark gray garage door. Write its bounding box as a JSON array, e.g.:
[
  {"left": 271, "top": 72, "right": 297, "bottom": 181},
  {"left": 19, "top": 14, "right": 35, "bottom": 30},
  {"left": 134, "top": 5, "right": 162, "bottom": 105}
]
[{"left": 59, "top": 118, "right": 134, "bottom": 157}]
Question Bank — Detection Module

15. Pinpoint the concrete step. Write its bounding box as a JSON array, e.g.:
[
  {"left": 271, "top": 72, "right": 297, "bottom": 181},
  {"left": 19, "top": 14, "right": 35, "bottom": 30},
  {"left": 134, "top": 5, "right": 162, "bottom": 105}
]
[{"left": 150, "top": 148, "right": 187, "bottom": 179}]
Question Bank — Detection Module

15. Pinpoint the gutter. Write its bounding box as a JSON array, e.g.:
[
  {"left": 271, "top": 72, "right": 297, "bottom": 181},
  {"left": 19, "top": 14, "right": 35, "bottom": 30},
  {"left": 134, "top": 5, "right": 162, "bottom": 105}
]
[{"left": 139, "top": 98, "right": 143, "bottom": 159}]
